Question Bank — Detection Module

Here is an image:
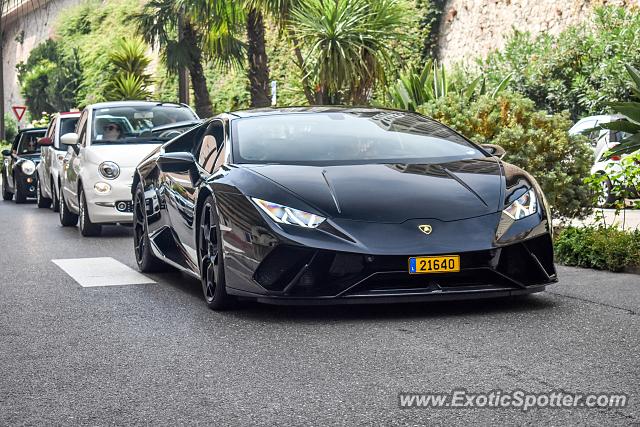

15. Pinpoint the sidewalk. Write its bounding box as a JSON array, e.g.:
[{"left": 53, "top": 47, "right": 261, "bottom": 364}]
[{"left": 565, "top": 208, "right": 640, "bottom": 231}]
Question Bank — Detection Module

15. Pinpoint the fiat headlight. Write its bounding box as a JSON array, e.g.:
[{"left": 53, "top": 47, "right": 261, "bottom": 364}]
[
  {"left": 503, "top": 188, "right": 538, "bottom": 220},
  {"left": 21, "top": 160, "right": 36, "bottom": 175},
  {"left": 99, "top": 161, "right": 120, "bottom": 179},
  {"left": 252, "top": 198, "right": 326, "bottom": 228}
]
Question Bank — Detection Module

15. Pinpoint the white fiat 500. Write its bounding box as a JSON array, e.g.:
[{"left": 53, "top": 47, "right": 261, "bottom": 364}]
[{"left": 58, "top": 101, "right": 198, "bottom": 236}]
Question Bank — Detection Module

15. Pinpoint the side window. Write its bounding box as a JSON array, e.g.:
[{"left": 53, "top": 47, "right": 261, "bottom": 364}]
[
  {"left": 196, "top": 120, "right": 225, "bottom": 173},
  {"left": 76, "top": 110, "right": 89, "bottom": 146}
]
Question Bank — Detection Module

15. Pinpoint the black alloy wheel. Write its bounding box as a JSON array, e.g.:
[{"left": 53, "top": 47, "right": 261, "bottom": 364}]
[
  {"left": 133, "top": 183, "right": 165, "bottom": 272},
  {"left": 198, "top": 196, "right": 234, "bottom": 310}
]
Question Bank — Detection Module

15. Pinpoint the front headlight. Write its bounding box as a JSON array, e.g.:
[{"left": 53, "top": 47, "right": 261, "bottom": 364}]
[
  {"left": 99, "top": 161, "right": 120, "bottom": 180},
  {"left": 21, "top": 160, "right": 36, "bottom": 175},
  {"left": 252, "top": 198, "right": 326, "bottom": 228},
  {"left": 503, "top": 188, "right": 538, "bottom": 220}
]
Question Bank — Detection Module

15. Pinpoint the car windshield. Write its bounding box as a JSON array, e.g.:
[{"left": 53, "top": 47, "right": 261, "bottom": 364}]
[
  {"left": 233, "top": 111, "right": 485, "bottom": 165},
  {"left": 17, "top": 132, "right": 45, "bottom": 154},
  {"left": 91, "top": 104, "right": 196, "bottom": 145}
]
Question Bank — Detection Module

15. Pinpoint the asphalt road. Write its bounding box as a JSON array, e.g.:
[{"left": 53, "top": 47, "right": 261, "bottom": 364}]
[{"left": 0, "top": 198, "right": 638, "bottom": 426}]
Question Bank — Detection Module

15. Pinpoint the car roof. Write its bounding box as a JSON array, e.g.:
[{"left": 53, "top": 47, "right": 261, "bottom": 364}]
[
  {"left": 225, "top": 106, "right": 416, "bottom": 119},
  {"left": 575, "top": 114, "right": 626, "bottom": 124},
  {"left": 88, "top": 101, "right": 189, "bottom": 109},
  {"left": 19, "top": 127, "right": 47, "bottom": 133}
]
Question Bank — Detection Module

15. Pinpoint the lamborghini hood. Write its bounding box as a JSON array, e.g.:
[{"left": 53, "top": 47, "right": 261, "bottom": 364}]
[{"left": 246, "top": 158, "right": 504, "bottom": 223}]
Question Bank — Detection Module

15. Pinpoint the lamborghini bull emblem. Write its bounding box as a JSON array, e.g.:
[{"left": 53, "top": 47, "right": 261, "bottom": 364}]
[{"left": 418, "top": 224, "right": 433, "bottom": 235}]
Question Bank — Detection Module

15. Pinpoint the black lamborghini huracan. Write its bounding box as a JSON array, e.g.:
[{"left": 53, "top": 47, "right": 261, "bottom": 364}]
[{"left": 132, "top": 107, "right": 556, "bottom": 310}]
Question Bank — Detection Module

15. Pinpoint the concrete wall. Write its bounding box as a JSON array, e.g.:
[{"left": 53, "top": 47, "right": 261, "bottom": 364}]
[
  {"left": 436, "top": 0, "right": 639, "bottom": 65},
  {"left": 1, "top": 0, "right": 80, "bottom": 119}
]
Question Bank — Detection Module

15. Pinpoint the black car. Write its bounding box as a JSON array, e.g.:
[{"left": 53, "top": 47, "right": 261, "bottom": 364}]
[
  {"left": 132, "top": 107, "right": 556, "bottom": 310},
  {"left": 2, "top": 127, "right": 47, "bottom": 203}
]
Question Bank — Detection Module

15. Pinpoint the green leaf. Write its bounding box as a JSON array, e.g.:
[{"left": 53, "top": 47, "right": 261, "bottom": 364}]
[
  {"left": 491, "top": 73, "right": 512, "bottom": 99},
  {"left": 625, "top": 64, "right": 640, "bottom": 91},
  {"left": 608, "top": 102, "right": 640, "bottom": 124},
  {"left": 598, "top": 120, "right": 640, "bottom": 134}
]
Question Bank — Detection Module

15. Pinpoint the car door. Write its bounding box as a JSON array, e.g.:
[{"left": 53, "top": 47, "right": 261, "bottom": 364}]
[
  {"left": 163, "top": 120, "right": 224, "bottom": 266},
  {"left": 41, "top": 119, "right": 57, "bottom": 197},
  {"left": 62, "top": 109, "right": 89, "bottom": 212}
]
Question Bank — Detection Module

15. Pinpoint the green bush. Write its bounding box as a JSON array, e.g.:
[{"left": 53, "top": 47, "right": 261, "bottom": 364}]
[
  {"left": 482, "top": 6, "right": 640, "bottom": 119},
  {"left": 555, "top": 226, "right": 640, "bottom": 272},
  {"left": 420, "top": 92, "right": 593, "bottom": 219},
  {"left": 4, "top": 114, "right": 18, "bottom": 143}
]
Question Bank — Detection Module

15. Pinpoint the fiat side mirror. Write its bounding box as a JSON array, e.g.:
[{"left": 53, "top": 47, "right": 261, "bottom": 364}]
[
  {"left": 481, "top": 144, "right": 506, "bottom": 159},
  {"left": 1, "top": 149, "right": 10, "bottom": 157},
  {"left": 60, "top": 132, "right": 79, "bottom": 146}
]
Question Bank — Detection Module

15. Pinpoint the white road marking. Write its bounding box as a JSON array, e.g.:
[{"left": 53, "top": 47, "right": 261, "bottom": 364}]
[{"left": 52, "top": 257, "right": 156, "bottom": 287}]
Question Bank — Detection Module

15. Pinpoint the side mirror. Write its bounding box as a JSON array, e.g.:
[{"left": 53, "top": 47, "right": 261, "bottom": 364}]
[
  {"left": 481, "top": 144, "right": 506, "bottom": 159},
  {"left": 1, "top": 149, "right": 10, "bottom": 157},
  {"left": 38, "top": 137, "right": 53, "bottom": 146},
  {"left": 60, "top": 132, "right": 79, "bottom": 146},
  {"left": 157, "top": 152, "right": 197, "bottom": 173},
  {"left": 157, "top": 151, "right": 203, "bottom": 185}
]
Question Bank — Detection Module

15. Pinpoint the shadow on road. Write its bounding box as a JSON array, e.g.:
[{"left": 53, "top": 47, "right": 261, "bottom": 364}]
[{"left": 154, "top": 264, "right": 558, "bottom": 322}]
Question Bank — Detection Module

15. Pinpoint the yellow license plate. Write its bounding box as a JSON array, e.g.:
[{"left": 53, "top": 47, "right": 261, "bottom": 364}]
[{"left": 409, "top": 255, "right": 460, "bottom": 274}]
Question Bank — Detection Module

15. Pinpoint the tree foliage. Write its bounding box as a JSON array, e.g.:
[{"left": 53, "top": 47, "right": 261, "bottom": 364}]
[
  {"left": 290, "top": 0, "right": 407, "bottom": 105},
  {"left": 16, "top": 39, "right": 82, "bottom": 118},
  {"left": 482, "top": 7, "right": 640, "bottom": 119},
  {"left": 421, "top": 92, "right": 593, "bottom": 219}
]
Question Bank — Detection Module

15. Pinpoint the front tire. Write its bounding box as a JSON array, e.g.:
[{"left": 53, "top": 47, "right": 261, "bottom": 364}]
[
  {"left": 198, "top": 195, "right": 235, "bottom": 310},
  {"left": 59, "top": 187, "right": 78, "bottom": 226},
  {"left": 2, "top": 175, "right": 12, "bottom": 201},
  {"left": 133, "top": 183, "right": 166, "bottom": 272},
  {"left": 14, "top": 179, "right": 26, "bottom": 204},
  {"left": 51, "top": 178, "right": 60, "bottom": 212},
  {"left": 79, "top": 188, "right": 102, "bottom": 237},
  {"left": 36, "top": 180, "right": 52, "bottom": 208}
]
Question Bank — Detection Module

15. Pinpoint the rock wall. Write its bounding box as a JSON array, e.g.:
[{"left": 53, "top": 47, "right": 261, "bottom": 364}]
[
  {"left": 1, "top": 0, "right": 80, "bottom": 120},
  {"left": 436, "top": 0, "right": 639, "bottom": 65}
]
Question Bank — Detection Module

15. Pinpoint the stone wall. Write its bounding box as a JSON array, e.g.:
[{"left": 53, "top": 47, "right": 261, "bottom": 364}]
[
  {"left": 1, "top": 0, "right": 80, "bottom": 119},
  {"left": 436, "top": 0, "right": 639, "bottom": 65}
]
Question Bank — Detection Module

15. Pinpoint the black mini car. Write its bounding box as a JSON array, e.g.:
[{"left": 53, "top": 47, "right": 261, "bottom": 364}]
[
  {"left": 2, "top": 127, "right": 47, "bottom": 203},
  {"left": 132, "top": 107, "right": 557, "bottom": 310}
]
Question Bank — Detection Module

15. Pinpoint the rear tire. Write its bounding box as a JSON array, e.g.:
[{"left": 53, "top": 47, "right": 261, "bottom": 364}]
[
  {"left": 36, "top": 180, "right": 52, "bottom": 208},
  {"left": 51, "top": 179, "right": 60, "bottom": 212},
  {"left": 2, "top": 175, "right": 12, "bottom": 201},
  {"left": 79, "top": 188, "right": 102, "bottom": 237},
  {"left": 198, "top": 195, "right": 235, "bottom": 310},
  {"left": 133, "top": 183, "right": 166, "bottom": 272},
  {"left": 59, "top": 188, "right": 78, "bottom": 226}
]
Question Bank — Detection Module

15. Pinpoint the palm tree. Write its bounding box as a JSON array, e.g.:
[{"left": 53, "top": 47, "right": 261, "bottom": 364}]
[
  {"left": 134, "top": 0, "right": 243, "bottom": 117},
  {"left": 249, "top": 0, "right": 315, "bottom": 104},
  {"left": 290, "top": 0, "right": 406, "bottom": 105},
  {"left": 105, "top": 38, "right": 153, "bottom": 101},
  {"left": 246, "top": 7, "right": 271, "bottom": 107}
]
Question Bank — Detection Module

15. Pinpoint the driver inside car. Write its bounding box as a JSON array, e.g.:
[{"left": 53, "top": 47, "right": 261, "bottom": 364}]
[{"left": 102, "top": 122, "right": 123, "bottom": 141}]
